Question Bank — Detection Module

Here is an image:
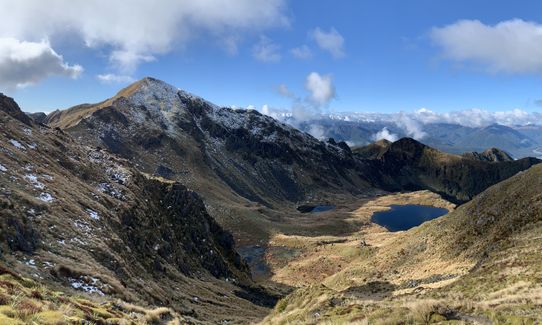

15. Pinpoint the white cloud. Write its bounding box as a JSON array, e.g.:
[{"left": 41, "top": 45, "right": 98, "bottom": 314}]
[
  {"left": 0, "top": 38, "right": 82, "bottom": 88},
  {"left": 277, "top": 84, "right": 296, "bottom": 98},
  {"left": 373, "top": 127, "right": 398, "bottom": 142},
  {"left": 308, "top": 124, "right": 325, "bottom": 140},
  {"left": 290, "top": 45, "right": 312, "bottom": 59},
  {"left": 108, "top": 51, "right": 155, "bottom": 73},
  {"left": 97, "top": 74, "right": 135, "bottom": 84},
  {"left": 431, "top": 19, "right": 542, "bottom": 73},
  {"left": 305, "top": 72, "right": 336, "bottom": 106},
  {"left": 252, "top": 36, "right": 281, "bottom": 63},
  {"left": 411, "top": 107, "right": 539, "bottom": 127},
  {"left": 291, "top": 101, "right": 318, "bottom": 121},
  {"left": 1, "top": 0, "right": 288, "bottom": 74},
  {"left": 395, "top": 113, "right": 427, "bottom": 140},
  {"left": 310, "top": 27, "right": 345, "bottom": 58}
]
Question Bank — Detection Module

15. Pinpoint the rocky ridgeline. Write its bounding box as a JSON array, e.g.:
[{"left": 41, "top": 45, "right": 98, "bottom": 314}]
[
  {"left": 354, "top": 137, "right": 540, "bottom": 203},
  {"left": 0, "top": 94, "right": 271, "bottom": 322},
  {"left": 48, "top": 77, "right": 374, "bottom": 208}
]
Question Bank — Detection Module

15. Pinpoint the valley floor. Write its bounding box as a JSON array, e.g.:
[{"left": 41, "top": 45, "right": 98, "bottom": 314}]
[
  {"left": 261, "top": 191, "right": 456, "bottom": 289},
  {"left": 254, "top": 183, "right": 542, "bottom": 324}
]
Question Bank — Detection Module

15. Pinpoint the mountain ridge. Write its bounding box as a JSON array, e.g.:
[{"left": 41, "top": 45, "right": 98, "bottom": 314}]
[
  {"left": 355, "top": 137, "right": 540, "bottom": 203},
  {"left": 0, "top": 95, "right": 276, "bottom": 323}
]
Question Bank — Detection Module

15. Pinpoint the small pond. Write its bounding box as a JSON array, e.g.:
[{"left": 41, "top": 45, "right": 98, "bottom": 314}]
[
  {"left": 371, "top": 205, "right": 448, "bottom": 232},
  {"left": 297, "top": 204, "right": 336, "bottom": 213},
  {"left": 236, "top": 245, "right": 269, "bottom": 280}
]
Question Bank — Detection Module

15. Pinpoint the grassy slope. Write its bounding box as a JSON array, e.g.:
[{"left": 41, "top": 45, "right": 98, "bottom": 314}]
[
  {"left": 263, "top": 164, "right": 542, "bottom": 324},
  {"left": 0, "top": 264, "right": 187, "bottom": 324}
]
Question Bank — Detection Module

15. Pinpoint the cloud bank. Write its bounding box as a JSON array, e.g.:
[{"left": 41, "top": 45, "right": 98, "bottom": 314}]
[
  {"left": 1, "top": 0, "right": 288, "bottom": 85},
  {"left": 431, "top": 19, "right": 542, "bottom": 74},
  {"left": 410, "top": 108, "right": 540, "bottom": 128},
  {"left": 0, "top": 38, "right": 82, "bottom": 88}
]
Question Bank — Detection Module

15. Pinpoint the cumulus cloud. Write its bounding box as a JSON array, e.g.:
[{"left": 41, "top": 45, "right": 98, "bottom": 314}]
[
  {"left": 252, "top": 36, "right": 281, "bottom": 63},
  {"left": 431, "top": 19, "right": 542, "bottom": 74},
  {"left": 0, "top": 38, "right": 82, "bottom": 88},
  {"left": 395, "top": 113, "right": 427, "bottom": 140},
  {"left": 97, "top": 74, "right": 135, "bottom": 84},
  {"left": 260, "top": 71, "right": 338, "bottom": 136},
  {"left": 310, "top": 27, "right": 345, "bottom": 58},
  {"left": 290, "top": 45, "right": 312, "bottom": 59},
  {"left": 1, "top": 0, "right": 288, "bottom": 74},
  {"left": 373, "top": 127, "right": 398, "bottom": 142},
  {"left": 305, "top": 72, "right": 336, "bottom": 106}
]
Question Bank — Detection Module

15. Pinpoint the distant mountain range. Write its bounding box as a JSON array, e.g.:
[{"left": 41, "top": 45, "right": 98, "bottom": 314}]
[{"left": 269, "top": 113, "right": 542, "bottom": 159}]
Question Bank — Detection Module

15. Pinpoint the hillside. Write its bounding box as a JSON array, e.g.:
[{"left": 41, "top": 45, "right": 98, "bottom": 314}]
[
  {"left": 461, "top": 147, "right": 514, "bottom": 162},
  {"left": 43, "top": 78, "right": 540, "bottom": 246},
  {"left": 263, "top": 163, "right": 542, "bottom": 324},
  {"left": 355, "top": 138, "right": 540, "bottom": 203},
  {"left": 44, "top": 78, "right": 383, "bottom": 248},
  {"left": 0, "top": 93, "right": 276, "bottom": 324}
]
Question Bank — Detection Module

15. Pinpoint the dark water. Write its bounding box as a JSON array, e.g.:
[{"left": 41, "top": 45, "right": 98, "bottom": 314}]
[
  {"left": 236, "top": 245, "right": 269, "bottom": 280},
  {"left": 311, "top": 205, "right": 335, "bottom": 212},
  {"left": 297, "top": 204, "right": 336, "bottom": 213},
  {"left": 237, "top": 245, "right": 303, "bottom": 280},
  {"left": 371, "top": 205, "right": 448, "bottom": 232}
]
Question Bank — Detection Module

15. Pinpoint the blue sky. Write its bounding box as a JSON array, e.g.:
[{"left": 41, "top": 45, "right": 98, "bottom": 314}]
[{"left": 2, "top": 0, "right": 542, "bottom": 115}]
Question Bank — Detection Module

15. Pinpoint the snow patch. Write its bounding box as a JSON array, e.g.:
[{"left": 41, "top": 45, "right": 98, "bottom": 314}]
[
  {"left": 96, "top": 182, "right": 124, "bottom": 199},
  {"left": 69, "top": 277, "right": 104, "bottom": 296},
  {"left": 24, "top": 174, "right": 45, "bottom": 189},
  {"left": 38, "top": 192, "right": 53, "bottom": 202},
  {"left": 74, "top": 220, "right": 92, "bottom": 233},
  {"left": 0, "top": 164, "right": 7, "bottom": 172},
  {"left": 86, "top": 209, "right": 100, "bottom": 220},
  {"left": 9, "top": 139, "right": 25, "bottom": 149},
  {"left": 106, "top": 166, "right": 131, "bottom": 184},
  {"left": 41, "top": 174, "right": 54, "bottom": 181},
  {"left": 25, "top": 259, "right": 36, "bottom": 268}
]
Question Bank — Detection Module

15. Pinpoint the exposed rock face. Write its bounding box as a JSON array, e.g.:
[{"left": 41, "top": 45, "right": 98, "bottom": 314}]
[
  {"left": 48, "top": 77, "right": 374, "bottom": 209},
  {"left": 462, "top": 147, "right": 514, "bottom": 162},
  {"left": 44, "top": 78, "right": 541, "bottom": 209},
  {"left": 116, "top": 176, "right": 246, "bottom": 278},
  {"left": 0, "top": 93, "right": 32, "bottom": 125},
  {"left": 0, "top": 97, "right": 270, "bottom": 322},
  {"left": 355, "top": 138, "right": 541, "bottom": 203}
]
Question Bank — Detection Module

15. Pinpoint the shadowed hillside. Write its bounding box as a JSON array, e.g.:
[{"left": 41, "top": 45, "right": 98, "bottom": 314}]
[
  {"left": 0, "top": 93, "right": 276, "bottom": 324},
  {"left": 355, "top": 138, "right": 540, "bottom": 203}
]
